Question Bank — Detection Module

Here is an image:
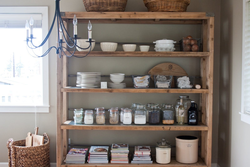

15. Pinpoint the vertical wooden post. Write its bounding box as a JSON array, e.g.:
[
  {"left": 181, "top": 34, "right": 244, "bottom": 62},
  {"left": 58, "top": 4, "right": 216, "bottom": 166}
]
[
  {"left": 205, "top": 17, "right": 214, "bottom": 167},
  {"left": 56, "top": 38, "right": 63, "bottom": 167},
  {"left": 62, "top": 20, "right": 69, "bottom": 158}
]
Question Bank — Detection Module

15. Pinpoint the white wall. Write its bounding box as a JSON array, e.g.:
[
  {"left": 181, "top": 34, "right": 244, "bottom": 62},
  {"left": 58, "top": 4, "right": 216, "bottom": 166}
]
[
  {"left": 219, "top": 0, "right": 250, "bottom": 167},
  {"left": 0, "top": 0, "right": 221, "bottom": 164}
]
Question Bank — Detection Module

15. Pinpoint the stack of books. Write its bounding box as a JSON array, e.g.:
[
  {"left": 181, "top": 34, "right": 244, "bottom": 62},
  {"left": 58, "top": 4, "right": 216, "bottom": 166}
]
[
  {"left": 131, "top": 146, "right": 152, "bottom": 164},
  {"left": 64, "top": 148, "right": 88, "bottom": 164},
  {"left": 88, "top": 146, "right": 109, "bottom": 164},
  {"left": 110, "top": 143, "right": 129, "bottom": 164}
]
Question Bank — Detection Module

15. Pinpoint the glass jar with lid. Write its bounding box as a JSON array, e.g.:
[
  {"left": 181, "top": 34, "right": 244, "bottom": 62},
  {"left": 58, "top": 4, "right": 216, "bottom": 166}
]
[
  {"left": 123, "top": 108, "right": 132, "bottom": 125},
  {"left": 109, "top": 107, "right": 119, "bottom": 124},
  {"left": 175, "top": 95, "right": 191, "bottom": 123},
  {"left": 162, "top": 104, "right": 174, "bottom": 125},
  {"left": 146, "top": 103, "right": 155, "bottom": 123},
  {"left": 149, "top": 104, "right": 161, "bottom": 125},
  {"left": 95, "top": 107, "right": 105, "bottom": 125},
  {"left": 74, "top": 108, "right": 83, "bottom": 124},
  {"left": 120, "top": 108, "right": 124, "bottom": 123},
  {"left": 131, "top": 103, "right": 140, "bottom": 123},
  {"left": 134, "top": 105, "right": 146, "bottom": 124},
  {"left": 84, "top": 110, "right": 94, "bottom": 124},
  {"left": 156, "top": 139, "right": 171, "bottom": 164}
]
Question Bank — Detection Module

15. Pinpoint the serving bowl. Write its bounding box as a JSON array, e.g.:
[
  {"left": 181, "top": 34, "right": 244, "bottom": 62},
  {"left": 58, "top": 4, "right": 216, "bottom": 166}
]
[
  {"left": 76, "top": 39, "right": 95, "bottom": 51},
  {"left": 140, "top": 45, "right": 150, "bottom": 52},
  {"left": 122, "top": 44, "right": 136, "bottom": 52},
  {"left": 100, "top": 42, "right": 118, "bottom": 52},
  {"left": 110, "top": 73, "right": 125, "bottom": 83}
]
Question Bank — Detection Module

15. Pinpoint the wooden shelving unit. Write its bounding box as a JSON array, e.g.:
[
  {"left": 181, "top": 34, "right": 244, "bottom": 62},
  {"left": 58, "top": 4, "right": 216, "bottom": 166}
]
[{"left": 57, "top": 12, "right": 214, "bottom": 167}]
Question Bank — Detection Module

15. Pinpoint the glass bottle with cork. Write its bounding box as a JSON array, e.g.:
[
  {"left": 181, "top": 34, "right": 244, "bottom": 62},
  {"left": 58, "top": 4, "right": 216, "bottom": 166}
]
[{"left": 177, "top": 99, "right": 185, "bottom": 125}]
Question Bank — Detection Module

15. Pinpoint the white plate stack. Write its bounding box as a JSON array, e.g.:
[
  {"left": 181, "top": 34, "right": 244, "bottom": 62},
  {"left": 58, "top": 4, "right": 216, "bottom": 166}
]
[
  {"left": 153, "top": 39, "right": 176, "bottom": 52},
  {"left": 76, "top": 72, "right": 101, "bottom": 88},
  {"left": 109, "top": 73, "right": 126, "bottom": 89}
]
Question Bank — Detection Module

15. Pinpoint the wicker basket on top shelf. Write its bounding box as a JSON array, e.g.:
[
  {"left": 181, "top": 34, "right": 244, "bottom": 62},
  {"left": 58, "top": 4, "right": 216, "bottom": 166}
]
[
  {"left": 83, "top": 0, "right": 128, "bottom": 12},
  {"left": 143, "top": 0, "right": 190, "bottom": 12}
]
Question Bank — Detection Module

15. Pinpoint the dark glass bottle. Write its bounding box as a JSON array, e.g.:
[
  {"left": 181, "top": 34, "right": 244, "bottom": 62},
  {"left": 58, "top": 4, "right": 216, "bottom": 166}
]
[{"left": 188, "top": 101, "right": 198, "bottom": 125}]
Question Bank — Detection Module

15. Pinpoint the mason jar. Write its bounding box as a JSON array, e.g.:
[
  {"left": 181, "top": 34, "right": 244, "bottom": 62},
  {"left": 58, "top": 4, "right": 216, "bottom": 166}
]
[
  {"left": 162, "top": 104, "right": 174, "bottom": 125},
  {"left": 109, "top": 107, "right": 119, "bottom": 124},
  {"left": 134, "top": 105, "right": 146, "bottom": 124},
  {"left": 95, "top": 107, "right": 105, "bottom": 125}
]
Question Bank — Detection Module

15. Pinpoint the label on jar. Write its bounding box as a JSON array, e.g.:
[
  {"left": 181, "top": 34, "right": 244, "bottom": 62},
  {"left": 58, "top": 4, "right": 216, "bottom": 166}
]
[
  {"left": 123, "top": 113, "right": 132, "bottom": 124},
  {"left": 84, "top": 115, "right": 93, "bottom": 124},
  {"left": 134, "top": 115, "right": 146, "bottom": 124}
]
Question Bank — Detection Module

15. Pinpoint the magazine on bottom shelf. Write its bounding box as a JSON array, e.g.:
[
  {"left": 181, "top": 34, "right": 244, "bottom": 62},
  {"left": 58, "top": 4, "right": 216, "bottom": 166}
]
[
  {"left": 64, "top": 148, "right": 88, "bottom": 164},
  {"left": 89, "top": 146, "right": 109, "bottom": 154}
]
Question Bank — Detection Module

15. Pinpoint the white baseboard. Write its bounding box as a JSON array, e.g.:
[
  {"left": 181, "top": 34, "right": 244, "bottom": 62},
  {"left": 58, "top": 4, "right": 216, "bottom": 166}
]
[{"left": 0, "top": 162, "right": 56, "bottom": 167}]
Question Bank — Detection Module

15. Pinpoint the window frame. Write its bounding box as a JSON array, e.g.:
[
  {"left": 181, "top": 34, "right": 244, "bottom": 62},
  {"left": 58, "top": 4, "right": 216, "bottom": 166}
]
[
  {"left": 241, "top": 0, "right": 250, "bottom": 124},
  {"left": 0, "top": 7, "right": 49, "bottom": 113}
]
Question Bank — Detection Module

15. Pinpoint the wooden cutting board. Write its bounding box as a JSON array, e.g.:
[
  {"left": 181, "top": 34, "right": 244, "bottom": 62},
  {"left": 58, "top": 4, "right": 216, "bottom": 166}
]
[
  {"left": 25, "top": 132, "right": 33, "bottom": 147},
  {"left": 148, "top": 62, "right": 188, "bottom": 80},
  {"left": 32, "top": 127, "right": 44, "bottom": 146}
]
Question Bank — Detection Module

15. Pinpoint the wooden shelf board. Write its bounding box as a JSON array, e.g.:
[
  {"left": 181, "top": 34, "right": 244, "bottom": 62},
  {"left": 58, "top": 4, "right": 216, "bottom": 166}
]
[
  {"left": 61, "top": 88, "right": 209, "bottom": 94},
  {"left": 61, "top": 157, "right": 206, "bottom": 167},
  {"left": 61, "top": 121, "right": 208, "bottom": 131},
  {"left": 73, "top": 51, "right": 210, "bottom": 58},
  {"left": 61, "top": 12, "right": 210, "bottom": 20}
]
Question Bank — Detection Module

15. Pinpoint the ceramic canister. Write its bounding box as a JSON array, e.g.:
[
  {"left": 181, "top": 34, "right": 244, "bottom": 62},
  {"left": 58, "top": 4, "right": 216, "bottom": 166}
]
[
  {"left": 176, "top": 136, "right": 198, "bottom": 163},
  {"left": 156, "top": 139, "right": 171, "bottom": 164}
]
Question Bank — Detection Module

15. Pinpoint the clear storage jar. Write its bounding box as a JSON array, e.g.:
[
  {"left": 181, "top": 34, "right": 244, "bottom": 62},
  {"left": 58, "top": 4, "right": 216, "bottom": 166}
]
[
  {"left": 84, "top": 110, "right": 94, "bottom": 124},
  {"left": 74, "top": 108, "right": 83, "bottom": 124},
  {"left": 95, "top": 107, "right": 105, "bottom": 125},
  {"left": 146, "top": 103, "right": 155, "bottom": 123},
  {"left": 120, "top": 108, "right": 124, "bottom": 123},
  {"left": 131, "top": 103, "right": 140, "bottom": 123},
  {"left": 175, "top": 95, "right": 191, "bottom": 123},
  {"left": 134, "top": 105, "right": 146, "bottom": 124},
  {"left": 123, "top": 108, "right": 132, "bottom": 124},
  {"left": 109, "top": 107, "right": 119, "bottom": 124},
  {"left": 149, "top": 104, "right": 161, "bottom": 125},
  {"left": 162, "top": 104, "right": 174, "bottom": 125}
]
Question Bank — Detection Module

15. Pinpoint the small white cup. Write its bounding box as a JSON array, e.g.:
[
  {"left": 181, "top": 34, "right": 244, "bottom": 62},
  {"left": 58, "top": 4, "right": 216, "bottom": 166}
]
[{"left": 140, "top": 45, "right": 150, "bottom": 52}]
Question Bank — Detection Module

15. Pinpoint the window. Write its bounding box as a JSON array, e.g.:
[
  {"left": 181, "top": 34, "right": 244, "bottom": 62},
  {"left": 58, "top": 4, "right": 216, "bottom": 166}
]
[
  {"left": 0, "top": 7, "right": 49, "bottom": 113},
  {"left": 241, "top": 0, "right": 250, "bottom": 124}
]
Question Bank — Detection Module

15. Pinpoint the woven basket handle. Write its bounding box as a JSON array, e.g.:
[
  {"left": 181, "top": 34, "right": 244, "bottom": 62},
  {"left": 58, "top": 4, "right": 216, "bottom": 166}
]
[{"left": 7, "top": 138, "right": 15, "bottom": 167}]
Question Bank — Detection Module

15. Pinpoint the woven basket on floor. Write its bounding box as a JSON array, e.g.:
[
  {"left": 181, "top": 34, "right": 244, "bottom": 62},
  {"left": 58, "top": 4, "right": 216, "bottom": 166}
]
[
  {"left": 7, "top": 133, "right": 50, "bottom": 167},
  {"left": 83, "top": 0, "right": 128, "bottom": 12},
  {"left": 143, "top": 0, "right": 190, "bottom": 12}
]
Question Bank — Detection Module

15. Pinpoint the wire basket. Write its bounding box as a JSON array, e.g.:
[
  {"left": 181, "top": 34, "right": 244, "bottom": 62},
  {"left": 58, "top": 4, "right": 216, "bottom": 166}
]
[
  {"left": 7, "top": 133, "right": 50, "bottom": 167},
  {"left": 143, "top": 0, "right": 190, "bottom": 12},
  {"left": 83, "top": 0, "right": 128, "bottom": 12}
]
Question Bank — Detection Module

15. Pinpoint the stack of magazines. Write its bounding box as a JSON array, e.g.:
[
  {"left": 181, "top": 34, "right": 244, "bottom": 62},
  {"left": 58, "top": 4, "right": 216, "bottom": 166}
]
[
  {"left": 88, "top": 146, "right": 109, "bottom": 163},
  {"left": 110, "top": 143, "right": 129, "bottom": 164},
  {"left": 131, "top": 146, "right": 152, "bottom": 164},
  {"left": 64, "top": 148, "right": 88, "bottom": 164}
]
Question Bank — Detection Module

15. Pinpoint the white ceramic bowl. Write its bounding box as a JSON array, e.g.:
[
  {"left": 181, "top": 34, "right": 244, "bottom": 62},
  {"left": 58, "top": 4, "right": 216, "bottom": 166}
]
[
  {"left": 110, "top": 73, "right": 125, "bottom": 83},
  {"left": 155, "top": 43, "right": 175, "bottom": 48},
  {"left": 153, "top": 39, "right": 176, "bottom": 44},
  {"left": 154, "top": 47, "right": 175, "bottom": 52},
  {"left": 140, "top": 45, "right": 150, "bottom": 52},
  {"left": 100, "top": 42, "right": 118, "bottom": 52},
  {"left": 122, "top": 44, "right": 136, "bottom": 52},
  {"left": 76, "top": 39, "right": 95, "bottom": 51}
]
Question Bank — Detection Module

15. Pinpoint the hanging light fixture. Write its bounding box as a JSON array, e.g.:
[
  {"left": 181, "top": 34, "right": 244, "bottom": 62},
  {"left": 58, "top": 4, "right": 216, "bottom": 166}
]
[{"left": 26, "top": 0, "right": 93, "bottom": 58}]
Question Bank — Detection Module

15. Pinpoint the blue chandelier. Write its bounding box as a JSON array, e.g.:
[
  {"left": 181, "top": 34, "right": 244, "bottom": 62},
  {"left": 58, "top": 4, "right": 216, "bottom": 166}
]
[{"left": 25, "top": 0, "right": 93, "bottom": 58}]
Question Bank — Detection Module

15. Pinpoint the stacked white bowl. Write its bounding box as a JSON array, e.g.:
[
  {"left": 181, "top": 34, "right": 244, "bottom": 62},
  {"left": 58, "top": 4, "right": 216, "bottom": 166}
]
[
  {"left": 76, "top": 72, "right": 101, "bottom": 88},
  {"left": 109, "top": 73, "right": 126, "bottom": 89},
  {"left": 154, "top": 39, "right": 176, "bottom": 52}
]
